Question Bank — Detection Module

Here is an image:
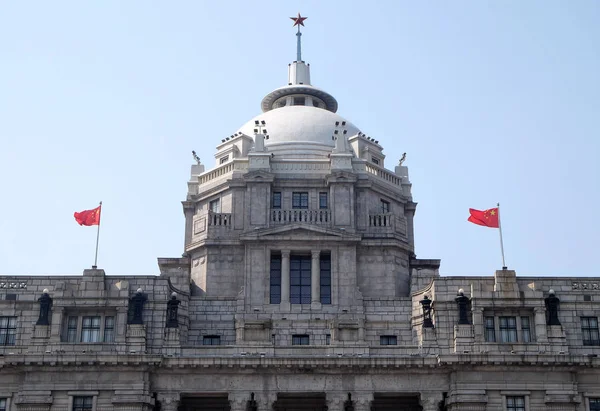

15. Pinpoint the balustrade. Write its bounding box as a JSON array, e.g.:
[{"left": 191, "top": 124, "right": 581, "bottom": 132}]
[
  {"left": 270, "top": 209, "right": 331, "bottom": 226},
  {"left": 208, "top": 212, "right": 232, "bottom": 228},
  {"left": 365, "top": 163, "right": 401, "bottom": 186},
  {"left": 369, "top": 213, "right": 394, "bottom": 228}
]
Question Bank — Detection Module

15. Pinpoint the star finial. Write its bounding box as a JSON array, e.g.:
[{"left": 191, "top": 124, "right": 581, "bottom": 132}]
[{"left": 290, "top": 13, "right": 307, "bottom": 27}]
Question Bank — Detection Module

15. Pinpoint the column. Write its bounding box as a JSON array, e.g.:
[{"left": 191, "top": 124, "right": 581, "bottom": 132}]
[
  {"left": 156, "top": 393, "right": 180, "bottom": 411},
  {"left": 257, "top": 392, "right": 277, "bottom": 411},
  {"left": 311, "top": 250, "right": 321, "bottom": 307},
  {"left": 420, "top": 392, "right": 444, "bottom": 411},
  {"left": 280, "top": 250, "right": 291, "bottom": 309},
  {"left": 354, "top": 393, "right": 373, "bottom": 411},
  {"left": 228, "top": 393, "right": 247, "bottom": 411}
]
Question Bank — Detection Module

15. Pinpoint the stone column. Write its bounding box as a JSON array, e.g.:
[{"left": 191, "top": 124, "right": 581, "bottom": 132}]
[
  {"left": 280, "top": 250, "right": 291, "bottom": 310},
  {"left": 257, "top": 392, "right": 277, "bottom": 411},
  {"left": 420, "top": 392, "right": 444, "bottom": 411},
  {"left": 311, "top": 250, "right": 321, "bottom": 307},
  {"left": 534, "top": 306, "right": 549, "bottom": 343},
  {"left": 228, "top": 393, "right": 247, "bottom": 411},
  {"left": 354, "top": 393, "right": 373, "bottom": 411},
  {"left": 156, "top": 393, "right": 180, "bottom": 411}
]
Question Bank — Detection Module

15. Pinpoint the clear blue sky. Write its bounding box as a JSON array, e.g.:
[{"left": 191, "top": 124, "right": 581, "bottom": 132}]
[{"left": 1, "top": 1, "right": 598, "bottom": 277}]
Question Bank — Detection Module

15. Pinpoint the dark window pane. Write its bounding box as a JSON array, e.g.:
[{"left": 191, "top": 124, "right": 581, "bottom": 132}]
[
  {"left": 73, "top": 396, "right": 94, "bottom": 411},
  {"left": 272, "top": 192, "right": 282, "bottom": 209},
  {"left": 293, "top": 97, "right": 305, "bottom": 106},
  {"left": 290, "top": 255, "right": 311, "bottom": 304},
  {"left": 590, "top": 399, "right": 600, "bottom": 411},
  {"left": 582, "top": 317, "right": 600, "bottom": 346},
  {"left": 380, "top": 200, "right": 390, "bottom": 213},
  {"left": 320, "top": 254, "right": 331, "bottom": 304},
  {"left": 203, "top": 335, "right": 221, "bottom": 345},
  {"left": 270, "top": 255, "right": 282, "bottom": 304},
  {"left": 380, "top": 335, "right": 397, "bottom": 345},
  {"left": 292, "top": 334, "right": 309, "bottom": 345},
  {"left": 292, "top": 192, "right": 309, "bottom": 209},
  {"left": 0, "top": 316, "right": 17, "bottom": 346},
  {"left": 319, "top": 192, "right": 328, "bottom": 209},
  {"left": 484, "top": 316, "right": 495, "bottom": 342}
]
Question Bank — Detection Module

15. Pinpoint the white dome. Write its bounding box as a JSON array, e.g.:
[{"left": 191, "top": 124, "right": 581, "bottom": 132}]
[{"left": 238, "top": 106, "right": 360, "bottom": 157}]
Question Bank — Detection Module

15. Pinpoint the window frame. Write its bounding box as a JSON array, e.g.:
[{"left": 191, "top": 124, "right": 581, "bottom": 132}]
[
  {"left": 590, "top": 398, "right": 600, "bottom": 411},
  {"left": 219, "top": 155, "right": 229, "bottom": 164},
  {"left": 319, "top": 192, "right": 328, "bottom": 209},
  {"left": 499, "top": 316, "right": 518, "bottom": 343},
  {"left": 290, "top": 255, "right": 311, "bottom": 304},
  {"left": 292, "top": 96, "right": 305, "bottom": 106},
  {"left": 0, "top": 397, "right": 7, "bottom": 411},
  {"left": 269, "top": 253, "right": 282, "bottom": 304},
  {"left": 505, "top": 396, "right": 526, "bottom": 411},
  {"left": 272, "top": 192, "right": 282, "bottom": 209},
  {"left": 292, "top": 334, "right": 310, "bottom": 345},
  {"left": 0, "top": 316, "right": 17, "bottom": 346},
  {"left": 209, "top": 199, "right": 220, "bottom": 213},
  {"left": 380, "top": 199, "right": 390, "bottom": 214},
  {"left": 582, "top": 316, "right": 600, "bottom": 346},
  {"left": 484, "top": 313, "right": 534, "bottom": 344},
  {"left": 63, "top": 313, "right": 116, "bottom": 343},
  {"left": 72, "top": 396, "right": 94, "bottom": 411},
  {"left": 371, "top": 157, "right": 380, "bottom": 165},
  {"left": 202, "top": 335, "right": 221, "bottom": 346},
  {"left": 320, "top": 253, "right": 331, "bottom": 305},
  {"left": 380, "top": 335, "right": 398, "bottom": 346},
  {"left": 292, "top": 192, "right": 309, "bottom": 209}
]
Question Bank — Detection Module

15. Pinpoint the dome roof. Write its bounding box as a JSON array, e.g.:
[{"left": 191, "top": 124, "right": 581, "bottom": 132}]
[{"left": 238, "top": 106, "right": 360, "bottom": 157}]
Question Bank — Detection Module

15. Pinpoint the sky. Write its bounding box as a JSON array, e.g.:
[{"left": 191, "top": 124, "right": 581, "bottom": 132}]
[{"left": 0, "top": 1, "right": 598, "bottom": 277}]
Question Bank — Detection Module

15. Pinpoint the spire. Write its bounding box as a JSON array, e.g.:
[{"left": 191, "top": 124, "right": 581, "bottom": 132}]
[{"left": 290, "top": 13, "right": 307, "bottom": 62}]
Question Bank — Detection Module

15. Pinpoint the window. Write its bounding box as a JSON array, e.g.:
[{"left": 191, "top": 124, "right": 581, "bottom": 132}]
[
  {"left": 521, "top": 316, "right": 531, "bottom": 343},
  {"left": 209, "top": 199, "right": 220, "bottom": 213},
  {"left": 372, "top": 157, "right": 380, "bottom": 165},
  {"left": 320, "top": 253, "right": 331, "bottom": 304},
  {"left": 499, "top": 316, "right": 518, "bottom": 343},
  {"left": 292, "top": 334, "right": 309, "bottom": 345},
  {"left": 0, "top": 398, "right": 6, "bottom": 411},
  {"left": 104, "top": 316, "right": 115, "bottom": 343},
  {"left": 380, "top": 200, "right": 390, "bottom": 213},
  {"left": 292, "top": 192, "right": 309, "bottom": 209},
  {"left": 312, "top": 99, "right": 319, "bottom": 107},
  {"left": 290, "top": 255, "right": 311, "bottom": 304},
  {"left": 64, "top": 315, "right": 115, "bottom": 343},
  {"left": 293, "top": 97, "right": 305, "bottom": 106},
  {"left": 73, "top": 396, "right": 93, "bottom": 411},
  {"left": 319, "top": 192, "right": 328, "bottom": 209},
  {"left": 326, "top": 334, "right": 331, "bottom": 345},
  {"left": 67, "top": 316, "right": 78, "bottom": 342},
  {"left": 277, "top": 100, "right": 286, "bottom": 108},
  {"left": 270, "top": 254, "right": 282, "bottom": 304},
  {"left": 272, "top": 192, "right": 282, "bottom": 209},
  {"left": 220, "top": 155, "right": 229, "bottom": 164},
  {"left": 484, "top": 316, "right": 496, "bottom": 342},
  {"left": 506, "top": 396, "right": 525, "bottom": 411},
  {"left": 203, "top": 335, "right": 221, "bottom": 345},
  {"left": 81, "top": 316, "right": 101, "bottom": 343},
  {"left": 582, "top": 317, "right": 600, "bottom": 346},
  {"left": 0, "top": 316, "right": 16, "bottom": 346},
  {"left": 590, "top": 398, "right": 600, "bottom": 411},
  {"left": 380, "top": 335, "right": 398, "bottom": 345}
]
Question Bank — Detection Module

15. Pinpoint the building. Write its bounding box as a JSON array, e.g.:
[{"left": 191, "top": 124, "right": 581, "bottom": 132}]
[{"left": 1, "top": 19, "right": 600, "bottom": 411}]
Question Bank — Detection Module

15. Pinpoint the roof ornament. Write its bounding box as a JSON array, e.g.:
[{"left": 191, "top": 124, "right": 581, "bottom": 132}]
[
  {"left": 290, "top": 12, "right": 307, "bottom": 62},
  {"left": 191, "top": 150, "right": 201, "bottom": 165},
  {"left": 399, "top": 152, "right": 407, "bottom": 166}
]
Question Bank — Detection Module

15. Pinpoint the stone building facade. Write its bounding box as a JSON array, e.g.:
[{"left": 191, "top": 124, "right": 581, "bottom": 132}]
[{"left": 2, "top": 28, "right": 600, "bottom": 411}]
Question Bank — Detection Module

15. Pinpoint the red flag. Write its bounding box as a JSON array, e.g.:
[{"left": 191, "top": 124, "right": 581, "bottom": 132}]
[
  {"left": 74, "top": 205, "right": 101, "bottom": 226},
  {"left": 468, "top": 207, "right": 499, "bottom": 228}
]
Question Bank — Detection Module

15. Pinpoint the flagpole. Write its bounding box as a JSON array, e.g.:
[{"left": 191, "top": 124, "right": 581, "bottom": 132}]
[
  {"left": 497, "top": 202, "right": 507, "bottom": 269},
  {"left": 93, "top": 201, "right": 102, "bottom": 269}
]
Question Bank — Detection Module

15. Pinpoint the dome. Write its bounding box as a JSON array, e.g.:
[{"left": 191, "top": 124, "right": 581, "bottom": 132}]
[{"left": 238, "top": 106, "right": 360, "bottom": 157}]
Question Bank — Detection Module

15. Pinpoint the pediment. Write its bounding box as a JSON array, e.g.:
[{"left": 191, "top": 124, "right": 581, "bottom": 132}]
[
  {"left": 243, "top": 169, "right": 274, "bottom": 182},
  {"left": 240, "top": 224, "right": 360, "bottom": 242}
]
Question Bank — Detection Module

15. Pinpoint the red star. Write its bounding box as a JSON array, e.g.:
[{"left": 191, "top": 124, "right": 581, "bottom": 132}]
[{"left": 290, "top": 13, "right": 307, "bottom": 27}]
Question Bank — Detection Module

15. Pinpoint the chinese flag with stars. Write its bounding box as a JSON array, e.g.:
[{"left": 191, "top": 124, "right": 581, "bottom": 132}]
[
  {"left": 74, "top": 205, "right": 101, "bottom": 226},
  {"left": 468, "top": 207, "right": 499, "bottom": 228}
]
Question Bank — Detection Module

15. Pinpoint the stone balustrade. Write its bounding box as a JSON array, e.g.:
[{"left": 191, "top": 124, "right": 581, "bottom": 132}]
[{"left": 270, "top": 209, "right": 331, "bottom": 226}]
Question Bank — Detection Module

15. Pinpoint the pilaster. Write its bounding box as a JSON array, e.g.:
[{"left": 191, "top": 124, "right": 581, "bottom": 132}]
[
  {"left": 353, "top": 393, "right": 372, "bottom": 411},
  {"left": 156, "top": 393, "right": 180, "bottom": 411},
  {"left": 420, "top": 392, "right": 444, "bottom": 411},
  {"left": 163, "top": 327, "right": 181, "bottom": 356},
  {"left": 126, "top": 324, "right": 147, "bottom": 353},
  {"left": 311, "top": 250, "right": 321, "bottom": 308},
  {"left": 280, "top": 250, "right": 291, "bottom": 310}
]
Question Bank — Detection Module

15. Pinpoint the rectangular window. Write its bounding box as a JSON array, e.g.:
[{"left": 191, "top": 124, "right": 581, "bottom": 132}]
[
  {"left": 73, "top": 396, "right": 94, "bottom": 411},
  {"left": 380, "top": 200, "right": 390, "bottom": 213},
  {"left": 521, "top": 316, "right": 531, "bottom": 343},
  {"left": 209, "top": 199, "right": 220, "bottom": 213},
  {"left": 203, "top": 335, "right": 221, "bottom": 345},
  {"left": 499, "top": 316, "right": 517, "bottom": 343},
  {"left": 590, "top": 399, "right": 600, "bottom": 411},
  {"left": 104, "top": 316, "right": 115, "bottom": 343},
  {"left": 220, "top": 155, "right": 229, "bottom": 164},
  {"left": 293, "top": 97, "right": 305, "bottom": 106},
  {"left": 0, "top": 398, "right": 6, "bottom": 411},
  {"left": 371, "top": 157, "right": 380, "bottom": 165},
  {"left": 67, "top": 316, "right": 78, "bottom": 343},
  {"left": 272, "top": 192, "right": 282, "bottom": 209},
  {"left": 292, "top": 192, "right": 309, "bottom": 209},
  {"left": 320, "top": 253, "right": 331, "bottom": 304},
  {"left": 506, "top": 396, "right": 525, "bottom": 411},
  {"left": 326, "top": 334, "right": 331, "bottom": 345},
  {"left": 81, "top": 316, "right": 101, "bottom": 343},
  {"left": 0, "top": 316, "right": 16, "bottom": 346},
  {"left": 290, "top": 255, "right": 311, "bottom": 304},
  {"left": 319, "top": 192, "right": 328, "bottom": 209},
  {"left": 270, "top": 254, "right": 282, "bottom": 304},
  {"left": 292, "top": 334, "right": 309, "bottom": 345},
  {"left": 380, "top": 335, "right": 398, "bottom": 346},
  {"left": 485, "top": 316, "right": 496, "bottom": 342},
  {"left": 582, "top": 317, "right": 600, "bottom": 346}
]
